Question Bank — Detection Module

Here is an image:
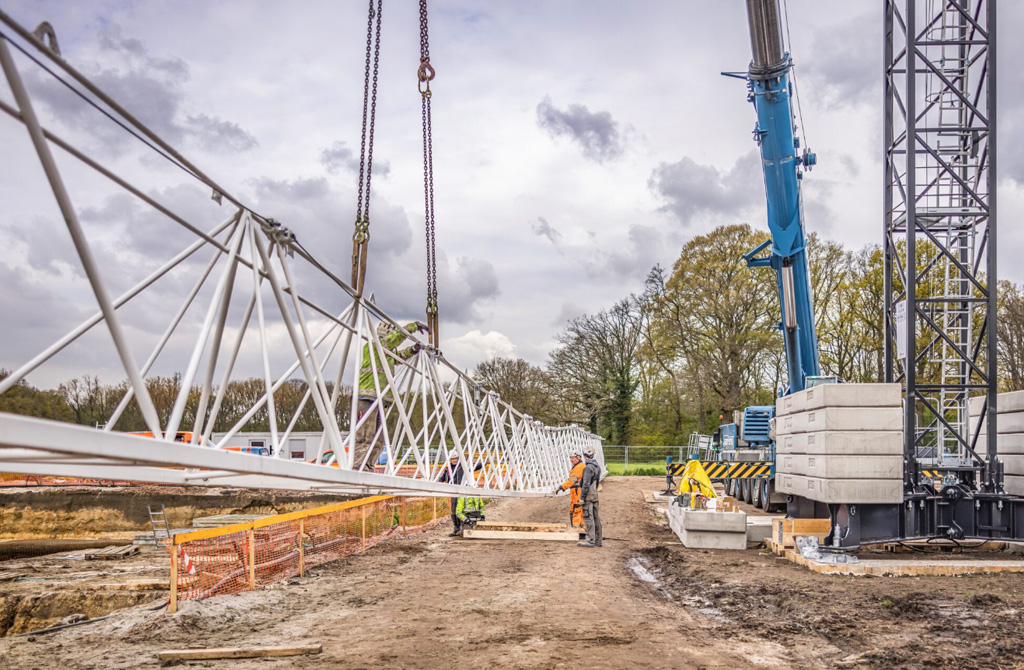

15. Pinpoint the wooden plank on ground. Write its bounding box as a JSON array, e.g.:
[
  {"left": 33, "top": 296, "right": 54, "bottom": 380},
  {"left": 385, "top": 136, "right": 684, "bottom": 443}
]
[
  {"left": 462, "top": 529, "right": 580, "bottom": 541},
  {"left": 84, "top": 545, "right": 140, "bottom": 560},
  {"left": 157, "top": 644, "right": 322, "bottom": 662},
  {"left": 0, "top": 572, "right": 26, "bottom": 582},
  {"left": 784, "top": 549, "right": 1024, "bottom": 576},
  {"left": 472, "top": 522, "right": 569, "bottom": 532}
]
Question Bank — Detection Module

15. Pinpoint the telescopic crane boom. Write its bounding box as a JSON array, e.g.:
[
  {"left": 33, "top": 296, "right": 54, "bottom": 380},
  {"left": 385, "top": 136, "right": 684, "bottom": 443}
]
[{"left": 741, "top": 0, "right": 820, "bottom": 394}]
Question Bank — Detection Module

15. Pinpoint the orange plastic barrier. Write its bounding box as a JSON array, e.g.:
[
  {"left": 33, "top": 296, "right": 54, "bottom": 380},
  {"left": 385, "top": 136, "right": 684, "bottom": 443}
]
[{"left": 168, "top": 495, "right": 444, "bottom": 612}]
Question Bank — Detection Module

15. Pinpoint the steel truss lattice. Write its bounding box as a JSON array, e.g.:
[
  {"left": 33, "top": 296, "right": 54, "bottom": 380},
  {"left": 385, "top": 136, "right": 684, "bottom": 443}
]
[
  {"left": 883, "top": 0, "right": 998, "bottom": 491},
  {"left": 0, "top": 11, "right": 601, "bottom": 497}
]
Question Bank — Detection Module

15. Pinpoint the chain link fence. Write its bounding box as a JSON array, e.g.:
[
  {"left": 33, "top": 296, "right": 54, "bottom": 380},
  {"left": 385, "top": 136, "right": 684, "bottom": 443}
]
[{"left": 601, "top": 446, "right": 687, "bottom": 476}]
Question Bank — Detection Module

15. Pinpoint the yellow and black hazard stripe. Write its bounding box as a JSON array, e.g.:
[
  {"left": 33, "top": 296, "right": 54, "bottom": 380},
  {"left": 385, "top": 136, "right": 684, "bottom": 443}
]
[
  {"left": 920, "top": 470, "right": 943, "bottom": 479},
  {"left": 667, "top": 461, "right": 772, "bottom": 479}
]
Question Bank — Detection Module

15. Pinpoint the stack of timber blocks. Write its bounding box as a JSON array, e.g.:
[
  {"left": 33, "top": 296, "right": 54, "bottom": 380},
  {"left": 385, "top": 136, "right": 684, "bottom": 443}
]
[
  {"left": 970, "top": 391, "right": 1024, "bottom": 496},
  {"left": 775, "top": 384, "right": 904, "bottom": 504},
  {"left": 667, "top": 502, "right": 747, "bottom": 550}
]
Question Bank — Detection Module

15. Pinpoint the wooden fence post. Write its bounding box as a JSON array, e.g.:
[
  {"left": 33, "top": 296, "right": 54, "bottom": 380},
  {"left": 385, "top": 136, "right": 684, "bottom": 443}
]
[
  {"left": 361, "top": 505, "right": 366, "bottom": 553},
  {"left": 248, "top": 529, "right": 256, "bottom": 590},
  {"left": 169, "top": 541, "right": 178, "bottom": 614},
  {"left": 298, "top": 518, "right": 305, "bottom": 577},
  {"left": 432, "top": 497, "right": 437, "bottom": 522}
]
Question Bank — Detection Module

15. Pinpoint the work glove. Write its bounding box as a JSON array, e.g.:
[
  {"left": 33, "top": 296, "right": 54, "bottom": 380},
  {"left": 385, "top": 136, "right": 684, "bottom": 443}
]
[{"left": 551, "top": 485, "right": 561, "bottom": 495}]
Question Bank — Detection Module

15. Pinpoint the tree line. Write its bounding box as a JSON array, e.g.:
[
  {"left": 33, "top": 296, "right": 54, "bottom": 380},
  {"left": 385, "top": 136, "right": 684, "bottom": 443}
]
[
  {"left": 0, "top": 372, "right": 341, "bottom": 434},
  {"left": 5, "top": 223, "right": 1024, "bottom": 447}
]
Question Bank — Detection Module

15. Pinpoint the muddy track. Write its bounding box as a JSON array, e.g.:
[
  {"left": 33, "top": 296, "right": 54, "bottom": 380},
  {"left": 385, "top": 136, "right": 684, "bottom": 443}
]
[{"left": 1, "top": 477, "right": 1023, "bottom": 669}]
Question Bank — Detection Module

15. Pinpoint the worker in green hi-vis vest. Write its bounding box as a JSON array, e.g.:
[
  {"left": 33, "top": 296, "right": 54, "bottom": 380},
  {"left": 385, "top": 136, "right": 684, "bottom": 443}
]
[{"left": 352, "top": 320, "right": 429, "bottom": 470}]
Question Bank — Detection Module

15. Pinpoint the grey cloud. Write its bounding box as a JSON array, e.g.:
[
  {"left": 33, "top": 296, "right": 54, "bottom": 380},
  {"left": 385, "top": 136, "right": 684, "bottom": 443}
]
[
  {"left": 536, "top": 97, "right": 624, "bottom": 162},
  {"left": 532, "top": 216, "right": 561, "bottom": 244},
  {"left": 551, "top": 301, "right": 584, "bottom": 328},
  {"left": 185, "top": 114, "right": 257, "bottom": 153},
  {"left": 319, "top": 142, "right": 359, "bottom": 174},
  {"left": 797, "top": 10, "right": 879, "bottom": 109},
  {"left": 319, "top": 141, "right": 390, "bottom": 177},
  {"left": 25, "top": 25, "right": 256, "bottom": 155},
  {"left": 648, "top": 150, "right": 761, "bottom": 225}
]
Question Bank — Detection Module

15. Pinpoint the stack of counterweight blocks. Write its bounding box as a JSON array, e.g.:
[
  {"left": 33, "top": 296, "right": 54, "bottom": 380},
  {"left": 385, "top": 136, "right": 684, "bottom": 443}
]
[
  {"left": 970, "top": 391, "right": 1024, "bottom": 496},
  {"left": 775, "top": 384, "right": 904, "bottom": 504}
]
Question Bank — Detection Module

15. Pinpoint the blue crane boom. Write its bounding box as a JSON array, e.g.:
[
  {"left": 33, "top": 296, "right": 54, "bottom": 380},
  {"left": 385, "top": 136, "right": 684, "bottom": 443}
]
[{"left": 740, "top": 0, "right": 821, "bottom": 395}]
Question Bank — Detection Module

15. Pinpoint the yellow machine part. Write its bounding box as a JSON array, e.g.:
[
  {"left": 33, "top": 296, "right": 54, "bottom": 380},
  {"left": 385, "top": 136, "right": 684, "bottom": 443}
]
[{"left": 675, "top": 460, "right": 717, "bottom": 500}]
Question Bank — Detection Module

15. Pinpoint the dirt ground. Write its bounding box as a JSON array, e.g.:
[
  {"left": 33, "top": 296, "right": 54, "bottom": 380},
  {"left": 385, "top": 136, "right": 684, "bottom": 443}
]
[{"left": 2, "top": 476, "right": 1024, "bottom": 669}]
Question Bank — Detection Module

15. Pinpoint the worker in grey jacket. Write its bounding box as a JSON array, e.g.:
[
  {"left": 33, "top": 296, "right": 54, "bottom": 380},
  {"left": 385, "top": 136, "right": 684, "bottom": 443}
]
[{"left": 577, "top": 447, "right": 603, "bottom": 548}]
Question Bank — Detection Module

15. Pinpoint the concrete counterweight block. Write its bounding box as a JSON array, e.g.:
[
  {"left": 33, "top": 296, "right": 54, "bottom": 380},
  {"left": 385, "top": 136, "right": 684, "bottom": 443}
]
[
  {"left": 777, "top": 431, "right": 903, "bottom": 456},
  {"left": 776, "top": 383, "right": 902, "bottom": 417},
  {"left": 777, "top": 407, "right": 903, "bottom": 435},
  {"left": 667, "top": 503, "right": 747, "bottom": 550},
  {"left": 778, "top": 454, "right": 903, "bottom": 479},
  {"left": 776, "top": 473, "right": 903, "bottom": 504}
]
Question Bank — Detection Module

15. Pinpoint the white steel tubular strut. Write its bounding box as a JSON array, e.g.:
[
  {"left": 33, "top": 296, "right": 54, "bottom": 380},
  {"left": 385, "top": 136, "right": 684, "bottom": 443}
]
[{"left": 0, "top": 14, "right": 602, "bottom": 497}]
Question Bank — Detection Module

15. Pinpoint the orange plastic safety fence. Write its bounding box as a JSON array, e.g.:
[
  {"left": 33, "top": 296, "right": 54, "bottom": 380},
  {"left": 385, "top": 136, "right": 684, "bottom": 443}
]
[{"left": 170, "top": 496, "right": 443, "bottom": 608}]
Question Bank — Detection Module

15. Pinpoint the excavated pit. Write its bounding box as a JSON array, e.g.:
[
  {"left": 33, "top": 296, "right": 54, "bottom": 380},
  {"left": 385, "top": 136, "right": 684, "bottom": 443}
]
[{"left": 0, "top": 485, "right": 351, "bottom": 637}]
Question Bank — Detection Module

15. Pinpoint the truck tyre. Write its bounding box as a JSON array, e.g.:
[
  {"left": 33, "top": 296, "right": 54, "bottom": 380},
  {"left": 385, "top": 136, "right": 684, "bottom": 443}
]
[
  {"left": 752, "top": 477, "right": 764, "bottom": 509},
  {"left": 742, "top": 478, "right": 753, "bottom": 504},
  {"left": 725, "top": 478, "right": 735, "bottom": 497},
  {"left": 763, "top": 479, "right": 781, "bottom": 513}
]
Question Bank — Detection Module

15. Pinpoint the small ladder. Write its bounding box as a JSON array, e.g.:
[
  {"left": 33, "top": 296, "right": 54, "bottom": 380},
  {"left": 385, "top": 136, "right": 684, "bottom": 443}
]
[{"left": 147, "top": 503, "right": 171, "bottom": 543}]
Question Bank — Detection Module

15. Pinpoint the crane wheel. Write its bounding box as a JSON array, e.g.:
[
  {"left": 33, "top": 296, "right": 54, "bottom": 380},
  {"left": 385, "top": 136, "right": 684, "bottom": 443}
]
[{"left": 752, "top": 478, "right": 764, "bottom": 509}]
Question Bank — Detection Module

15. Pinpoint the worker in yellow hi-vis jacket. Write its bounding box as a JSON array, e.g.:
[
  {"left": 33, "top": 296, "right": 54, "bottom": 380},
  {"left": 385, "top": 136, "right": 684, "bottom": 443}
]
[
  {"left": 552, "top": 452, "right": 585, "bottom": 530},
  {"left": 352, "top": 320, "right": 428, "bottom": 469},
  {"left": 676, "top": 458, "right": 717, "bottom": 508}
]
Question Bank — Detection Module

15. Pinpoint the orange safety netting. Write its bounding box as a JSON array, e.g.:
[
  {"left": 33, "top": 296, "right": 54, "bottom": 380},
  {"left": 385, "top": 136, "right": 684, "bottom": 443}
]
[{"left": 169, "top": 496, "right": 443, "bottom": 610}]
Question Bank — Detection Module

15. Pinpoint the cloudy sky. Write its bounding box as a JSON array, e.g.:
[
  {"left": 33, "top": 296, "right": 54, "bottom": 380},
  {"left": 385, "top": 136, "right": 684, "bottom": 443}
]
[{"left": 2, "top": 1, "right": 1023, "bottom": 389}]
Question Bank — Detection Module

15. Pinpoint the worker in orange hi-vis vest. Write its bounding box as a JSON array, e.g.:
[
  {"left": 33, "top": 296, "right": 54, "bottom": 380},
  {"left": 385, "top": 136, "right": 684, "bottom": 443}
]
[{"left": 552, "top": 452, "right": 586, "bottom": 531}]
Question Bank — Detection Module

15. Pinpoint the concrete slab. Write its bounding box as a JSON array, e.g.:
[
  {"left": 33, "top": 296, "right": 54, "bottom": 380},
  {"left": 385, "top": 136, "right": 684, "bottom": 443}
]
[
  {"left": 675, "top": 528, "right": 748, "bottom": 550},
  {"left": 976, "top": 432, "right": 1024, "bottom": 453},
  {"left": 745, "top": 516, "right": 779, "bottom": 543},
  {"left": 777, "top": 431, "right": 903, "bottom": 455},
  {"left": 1001, "top": 456, "right": 1024, "bottom": 477},
  {"left": 1005, "top": 475, "right": 1024, "bottom": 497},
  {"left": 777, "top": 407, "right": 903, "bottom": 435},
  {"left": 970, "top": 390, "right": 1024, "bottom": 415},
  {"left": 776, "top": 473, "right": 903, "bottom": 504},
  {"left": 777, "top": 383, "right": 901, "bottom": 417},
  {"left": 973, "top": 412, "right": 1024, "bottom": 433},
  {"left": 674, "top": 506, "right": 747, "bottom": 532},
  {"left": 666, "top": 505, "right": 748, "bottom": 549},
  {"left": 778, "top": 454, "right": 902, "bottom": 479}
]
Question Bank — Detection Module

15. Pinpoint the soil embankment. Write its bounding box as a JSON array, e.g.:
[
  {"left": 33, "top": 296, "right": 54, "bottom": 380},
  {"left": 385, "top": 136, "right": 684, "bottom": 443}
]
[{"left": 0, "top": 487, "right": 346, "bottom": 539}]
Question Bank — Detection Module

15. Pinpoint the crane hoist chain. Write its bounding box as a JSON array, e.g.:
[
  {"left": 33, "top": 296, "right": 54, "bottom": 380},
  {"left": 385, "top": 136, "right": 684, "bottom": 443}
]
[
  {"left": 419, "top": 0, "right": 439, "bottom": 348},
  {"left": 350, "top": 0, "right": 383, "bottom": 296}
]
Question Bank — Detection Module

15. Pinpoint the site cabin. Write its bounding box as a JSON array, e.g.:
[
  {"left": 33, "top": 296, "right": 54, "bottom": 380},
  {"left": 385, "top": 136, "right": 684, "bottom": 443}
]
[{"left": 210, "top": 432, "right": 349, "bottom": 461}]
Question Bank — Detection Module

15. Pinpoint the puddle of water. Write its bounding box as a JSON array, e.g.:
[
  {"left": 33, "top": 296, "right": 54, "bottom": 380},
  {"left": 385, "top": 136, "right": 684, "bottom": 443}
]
[{"left": 627, "top": 556, "right": 672, "bottom": 600}]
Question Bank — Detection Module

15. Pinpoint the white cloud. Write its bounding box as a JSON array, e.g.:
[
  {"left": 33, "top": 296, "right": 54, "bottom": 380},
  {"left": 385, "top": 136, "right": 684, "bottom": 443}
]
[{"left": 440, "top": 330, "right": 517, "bottom": 373}]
